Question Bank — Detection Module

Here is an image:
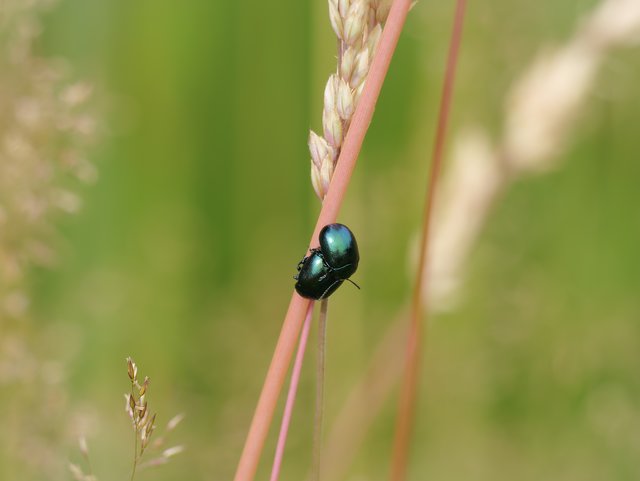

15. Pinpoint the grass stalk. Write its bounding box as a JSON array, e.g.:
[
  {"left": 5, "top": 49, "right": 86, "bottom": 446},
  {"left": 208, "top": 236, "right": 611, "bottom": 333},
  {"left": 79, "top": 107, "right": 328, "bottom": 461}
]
[
  {"left": 311, "top": 298, "right": 329, "bottom": 481},
  {"left": 389, "top": 1, "right": 468, "bottom": 480},
  {"left": 269, "top": 302, "right": 315, "bottom": 481},
  {"left": 232, "top": 2, "right": 413, "bottom": 480}
]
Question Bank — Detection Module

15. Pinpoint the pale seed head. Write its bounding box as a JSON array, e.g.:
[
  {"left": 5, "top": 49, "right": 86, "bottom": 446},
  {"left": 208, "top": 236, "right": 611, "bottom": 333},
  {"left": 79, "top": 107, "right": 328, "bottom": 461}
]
[{"left": 312, "top": 0, "right": 388, "bottom": 200}]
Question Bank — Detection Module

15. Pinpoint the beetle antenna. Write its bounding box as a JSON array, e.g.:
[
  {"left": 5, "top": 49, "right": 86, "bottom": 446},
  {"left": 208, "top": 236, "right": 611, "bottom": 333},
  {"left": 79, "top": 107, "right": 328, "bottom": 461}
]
[{"left": 345, "top": 278, "right": 360, "bottom": 290}]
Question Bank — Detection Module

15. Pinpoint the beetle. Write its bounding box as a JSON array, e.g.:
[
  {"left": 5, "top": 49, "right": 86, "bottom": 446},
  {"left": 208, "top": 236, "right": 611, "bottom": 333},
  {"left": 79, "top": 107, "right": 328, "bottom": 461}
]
[
  {"left": 294, "top": 223, "right": 360, "bottom": 300},
  {"left": 318, "top": 223, "right": 359, "bottom": 277}
]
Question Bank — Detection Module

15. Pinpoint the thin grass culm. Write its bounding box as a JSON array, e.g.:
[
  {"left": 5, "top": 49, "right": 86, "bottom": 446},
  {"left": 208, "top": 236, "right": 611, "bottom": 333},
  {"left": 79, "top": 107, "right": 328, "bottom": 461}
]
[
  {"left": 312, "top": 298, "right": 329, "bottom": 481},
  {"left": 390, "top": 1, "right": 468, "bottom": 481},
  {"left": 269, "top": 0, "right": 389, "bottom": 474},
  {"left": 233, "top": 2, "right": 413, "bottom": 479},
  {"left": 269, "top": 303, "right": 314, "bottom": 481}
]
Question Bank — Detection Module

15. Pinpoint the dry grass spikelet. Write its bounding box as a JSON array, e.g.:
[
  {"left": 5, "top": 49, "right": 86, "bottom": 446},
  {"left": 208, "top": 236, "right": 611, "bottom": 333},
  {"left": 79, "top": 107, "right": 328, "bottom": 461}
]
[
  {"left": 69, "top": 358, "right": 184, "bottom": 481},
  {"left": 123, "top": 357, "right": 184, "bottom": 480},
  {"left": 125, "top": 357, "right": 157, "bottom": 458},
  {"left": 309, "top": 0, "right": 389, "bottom": 199}
]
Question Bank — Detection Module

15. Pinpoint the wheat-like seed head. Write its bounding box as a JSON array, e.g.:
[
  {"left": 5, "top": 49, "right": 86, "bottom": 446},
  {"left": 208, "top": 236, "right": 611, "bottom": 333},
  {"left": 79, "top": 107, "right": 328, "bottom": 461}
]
[{"left": 310, "top": 0, "right": 389, "bottom": 200}]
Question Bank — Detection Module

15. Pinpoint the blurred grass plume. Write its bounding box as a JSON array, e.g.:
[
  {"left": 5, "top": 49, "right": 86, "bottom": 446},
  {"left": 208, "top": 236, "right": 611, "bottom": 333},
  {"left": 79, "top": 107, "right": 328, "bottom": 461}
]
[
  {"left": 0, "top": 0, "right": 95, "bottom": 479},
  {"left": 0, "top": 0, "right": 96, "bottom": 322},
  {"left": 427, "top": 0, "right": 640, "bottom": 310}
]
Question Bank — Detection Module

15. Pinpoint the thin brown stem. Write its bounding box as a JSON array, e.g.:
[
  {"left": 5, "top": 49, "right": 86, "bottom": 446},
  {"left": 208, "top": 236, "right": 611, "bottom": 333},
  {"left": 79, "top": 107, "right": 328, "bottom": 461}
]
[
  {"left": 390, "top": 1, "right": 468, "bottom": 481},
  {"left": 232, "top": 2, "right": 413, "bottom": 480}
]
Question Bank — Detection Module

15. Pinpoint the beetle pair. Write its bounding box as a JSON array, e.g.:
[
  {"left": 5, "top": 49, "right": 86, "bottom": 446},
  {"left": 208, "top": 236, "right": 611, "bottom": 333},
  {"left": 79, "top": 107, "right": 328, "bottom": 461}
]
[{"left": 294, "top": 223, "right": 360, "bottom": 300}]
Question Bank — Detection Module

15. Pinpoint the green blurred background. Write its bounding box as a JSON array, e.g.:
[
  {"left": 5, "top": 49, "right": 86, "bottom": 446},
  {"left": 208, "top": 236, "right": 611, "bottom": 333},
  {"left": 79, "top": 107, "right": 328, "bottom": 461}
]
[{"left": 7, "top": 0, "right": 640, "bottom": 479}]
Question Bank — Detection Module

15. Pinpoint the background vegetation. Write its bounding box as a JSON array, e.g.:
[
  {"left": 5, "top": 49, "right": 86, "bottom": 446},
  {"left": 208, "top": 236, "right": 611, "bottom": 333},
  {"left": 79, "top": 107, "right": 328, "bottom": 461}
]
[{"left": 2, "top": 0, "right": 638, "bottom": 480}]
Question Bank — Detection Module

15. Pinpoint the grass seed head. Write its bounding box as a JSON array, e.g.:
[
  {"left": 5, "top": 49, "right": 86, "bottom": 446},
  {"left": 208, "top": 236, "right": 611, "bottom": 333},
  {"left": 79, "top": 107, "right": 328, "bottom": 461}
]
[{"left": 310, "top": 0, "right": 388, "bottom": 199}]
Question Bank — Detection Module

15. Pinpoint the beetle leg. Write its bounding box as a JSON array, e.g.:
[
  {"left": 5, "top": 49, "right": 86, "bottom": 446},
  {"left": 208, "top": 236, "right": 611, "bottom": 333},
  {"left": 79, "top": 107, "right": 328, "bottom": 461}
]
[{"left": 296, "top": 255, "right": 308, "bottom": 271}]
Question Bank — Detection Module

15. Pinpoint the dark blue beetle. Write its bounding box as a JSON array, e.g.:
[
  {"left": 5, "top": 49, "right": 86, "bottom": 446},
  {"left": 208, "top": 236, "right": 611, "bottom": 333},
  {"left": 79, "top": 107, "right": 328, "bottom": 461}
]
[{"left": 294, "top": 223, "right": 360, "bottom": 300}]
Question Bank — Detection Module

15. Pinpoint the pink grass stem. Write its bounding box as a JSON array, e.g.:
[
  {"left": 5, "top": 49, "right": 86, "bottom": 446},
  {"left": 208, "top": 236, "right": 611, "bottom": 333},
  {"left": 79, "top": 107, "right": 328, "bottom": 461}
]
[
  {"left": 311, "top": 298, "right": 329, "bottom": 481},
  {"left": 232, "top": 2, "right": 413, "bottom": 480},
  {"left": 269, "top": 302, "right": 314, "bottom": 481},
  {"left": 389, "top": 2, "right": 468, "bottom": 481}
]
